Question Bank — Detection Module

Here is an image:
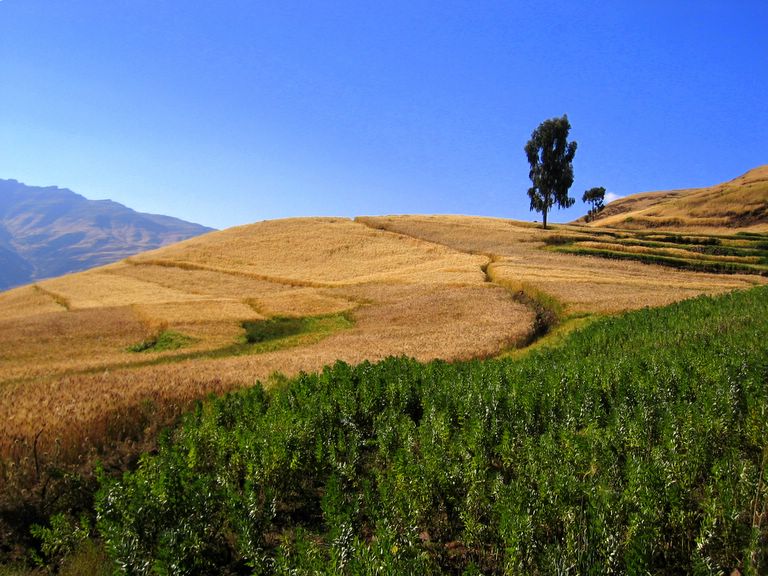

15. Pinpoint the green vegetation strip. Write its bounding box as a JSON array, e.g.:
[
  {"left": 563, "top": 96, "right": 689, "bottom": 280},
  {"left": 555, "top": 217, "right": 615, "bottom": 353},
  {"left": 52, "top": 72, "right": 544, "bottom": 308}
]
[
  {"left": 40, "top": 314, "right": 354, "bottom": 383},
  {"left": 546, "top": 228, "right": 768, "bottom": 275},
  {"left": 133, "top": 314, "right": 354, "bottom": 366},
  {"left": 92, "top": 286, "right": 768, "bottom": 574},
  {"left": 554, "top": 245, "right": 768, "bottom": 275},
  {"left": 128, "top": 330, "right": 194, "bottom": 353}
]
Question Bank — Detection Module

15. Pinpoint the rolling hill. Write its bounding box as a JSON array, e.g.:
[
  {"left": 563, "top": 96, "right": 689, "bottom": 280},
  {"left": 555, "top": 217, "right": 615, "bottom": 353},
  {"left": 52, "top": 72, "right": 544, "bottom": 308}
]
[
  {"left": 583, "top": 165, "right": 768, "bottom": 230},
  {"left": 0, "top": 179, "right": 214, "bottom": 290},
  {"left": 1, "top": 211, "right": 767, "bottom": 571},
  {"left": 1, "top": 215, "right": 763, "bottom": 467}
]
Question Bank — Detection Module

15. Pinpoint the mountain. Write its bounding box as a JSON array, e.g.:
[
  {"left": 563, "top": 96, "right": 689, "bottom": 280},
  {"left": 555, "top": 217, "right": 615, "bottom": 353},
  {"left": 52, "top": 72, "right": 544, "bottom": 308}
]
[
  {"left": 582, "top": 165, "right": 768, "bottom": 230},
  {"left": 0, "top": 179, "right": 214, "bottom": 290}
]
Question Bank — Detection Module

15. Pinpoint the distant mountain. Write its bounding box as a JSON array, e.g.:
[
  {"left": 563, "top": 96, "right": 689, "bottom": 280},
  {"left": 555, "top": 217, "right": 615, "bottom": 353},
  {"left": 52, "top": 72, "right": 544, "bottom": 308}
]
[
  {"left": 580, "top": 165, "right": 768, "bottom": 230},
  {"left": 0, "top": 179, "right": 215, "bottom": 290}
]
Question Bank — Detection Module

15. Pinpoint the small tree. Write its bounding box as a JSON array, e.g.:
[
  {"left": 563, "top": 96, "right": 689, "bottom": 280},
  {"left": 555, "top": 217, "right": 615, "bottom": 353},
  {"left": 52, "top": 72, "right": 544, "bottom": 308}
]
[
  {"left": 582, "top": 186, "right": 606, "bottom": 222},
  {"left": 524, "top": 115, "right": 577, "bottom": 229}
]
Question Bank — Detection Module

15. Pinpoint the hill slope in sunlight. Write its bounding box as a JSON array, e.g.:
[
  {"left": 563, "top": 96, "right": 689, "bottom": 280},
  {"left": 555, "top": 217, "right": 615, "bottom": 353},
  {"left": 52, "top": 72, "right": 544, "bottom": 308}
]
[
  {"left": 583, "top": 165, "right": 768, "bottom": 231},
  {"left": 2, "top": 214, "right": 764, "bottom": 470}
]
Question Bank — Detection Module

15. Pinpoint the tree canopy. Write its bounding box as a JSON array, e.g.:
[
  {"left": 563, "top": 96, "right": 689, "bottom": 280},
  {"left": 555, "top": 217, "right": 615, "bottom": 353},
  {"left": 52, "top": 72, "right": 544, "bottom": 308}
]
[
  {"left": 524, "top": 115, "right": 577, "bottom": 228},
  {"left": 583, "top": 186, "right": 606, "bottom": 222}
]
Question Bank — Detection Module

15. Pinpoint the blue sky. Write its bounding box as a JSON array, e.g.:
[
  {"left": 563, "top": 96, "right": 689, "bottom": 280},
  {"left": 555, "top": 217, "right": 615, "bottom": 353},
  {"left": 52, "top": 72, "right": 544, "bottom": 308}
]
[{"left": 1, "top": 1, "right": 766, "bottom": 230}]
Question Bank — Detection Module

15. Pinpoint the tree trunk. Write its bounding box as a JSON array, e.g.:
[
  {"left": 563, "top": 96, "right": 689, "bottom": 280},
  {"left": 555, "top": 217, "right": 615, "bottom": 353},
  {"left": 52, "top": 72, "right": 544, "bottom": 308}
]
[{"left": 542, "top": 208, "right": 548, "bottom": 229}]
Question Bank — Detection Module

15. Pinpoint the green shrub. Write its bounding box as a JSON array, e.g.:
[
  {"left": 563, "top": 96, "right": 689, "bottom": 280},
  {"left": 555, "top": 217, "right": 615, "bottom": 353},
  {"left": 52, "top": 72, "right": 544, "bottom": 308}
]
[
  {"left": 97, "top": 287, "right": 768, "bottom": 574},
  {"left": 30, "top": 513, "right": 91, "bottom": 570},
  {"left": 127, "top": 330, "right": 193, "bottom": 353},
  {"left": 243, "top": 317, "right": 309, "bottom": 344}
]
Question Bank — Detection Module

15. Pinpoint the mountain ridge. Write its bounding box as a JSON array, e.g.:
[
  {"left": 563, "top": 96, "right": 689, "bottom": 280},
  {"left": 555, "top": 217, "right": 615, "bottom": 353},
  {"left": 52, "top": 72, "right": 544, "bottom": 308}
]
[{"left": 0, "top": 178, "right": 214, "bottom": 290}]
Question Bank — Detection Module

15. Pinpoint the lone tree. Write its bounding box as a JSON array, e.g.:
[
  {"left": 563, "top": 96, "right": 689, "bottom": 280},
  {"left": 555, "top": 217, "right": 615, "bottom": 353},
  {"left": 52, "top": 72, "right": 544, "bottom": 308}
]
[
  {"left": 582, "top": 186, "right": 606, "bottom": 222},
  {"left": 524, "top": 115, "right": 577, "bottom": 229}
]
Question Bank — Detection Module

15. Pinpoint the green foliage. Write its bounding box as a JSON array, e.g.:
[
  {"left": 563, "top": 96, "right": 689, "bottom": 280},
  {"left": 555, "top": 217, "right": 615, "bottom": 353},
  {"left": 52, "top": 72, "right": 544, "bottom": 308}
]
[
  {"left": 524, "top": 115, "right": 577, "bottom": 229},
  {"left": 123, "top": 314, "right": 353, "bottom": 367},
  {"left": 655, "top": 234, "right": 721, "bottom": 246},
  {"left": 30, "top": 513, "right": 91, "bottom": 569},
  {"left": 555, "top": 245, "right": 768, "bottom": 276},
  {"left": 548, "top": 228, "right": 768, "bottom": 276},
  {"left": 127, "top": 330, "right": 193, "bottom": 353},
  {"left": 582, "top": 186, "right": 606, "bottom": 222},
  {"left": 97, "top": 287, "right": 768, "bottom": 574},
  {"left": 243, "top": 317, "right": 309, "bottom": 344},
  {"left": 236, "top": 314, "right": 354, "bottom": 355}
]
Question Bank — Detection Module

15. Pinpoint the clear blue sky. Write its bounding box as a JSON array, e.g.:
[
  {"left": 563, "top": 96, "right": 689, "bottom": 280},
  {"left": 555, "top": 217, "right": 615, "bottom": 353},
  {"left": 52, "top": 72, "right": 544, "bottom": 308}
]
[{"left": 1, "top": 1, "right": 766, "bottom": 229}]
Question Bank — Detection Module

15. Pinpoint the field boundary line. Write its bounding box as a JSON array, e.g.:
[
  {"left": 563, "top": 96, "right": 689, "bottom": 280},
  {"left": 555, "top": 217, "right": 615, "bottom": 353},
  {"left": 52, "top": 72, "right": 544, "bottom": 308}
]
[{"left": 32, "top": 284, "right": 71, "bottom": 311}]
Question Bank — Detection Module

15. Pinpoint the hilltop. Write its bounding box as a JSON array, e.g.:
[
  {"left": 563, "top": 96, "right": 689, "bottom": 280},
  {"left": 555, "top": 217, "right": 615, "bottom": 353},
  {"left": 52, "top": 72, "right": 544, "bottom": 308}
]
[
  {"left": 0, "top": 179, "right": 214, "bottom": 290},
  {"left": 582, "top": 165, "right": 768, "bottom": 231}
]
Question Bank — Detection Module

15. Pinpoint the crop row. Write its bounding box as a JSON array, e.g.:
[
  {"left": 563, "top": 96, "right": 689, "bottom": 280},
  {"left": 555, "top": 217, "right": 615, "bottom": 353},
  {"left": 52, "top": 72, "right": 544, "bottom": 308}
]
[{"left": 92, "top": 286, "right": 768, "bottom": 575}]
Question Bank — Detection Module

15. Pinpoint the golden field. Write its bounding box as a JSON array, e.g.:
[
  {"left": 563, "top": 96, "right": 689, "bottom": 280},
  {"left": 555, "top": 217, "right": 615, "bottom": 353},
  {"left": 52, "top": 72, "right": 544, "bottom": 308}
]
[
  {"left": 0, "top": 214, "right": 765, "bottom": 466},
  {"left": 585, "top": 165, "right": 768, "bottom": 231}
]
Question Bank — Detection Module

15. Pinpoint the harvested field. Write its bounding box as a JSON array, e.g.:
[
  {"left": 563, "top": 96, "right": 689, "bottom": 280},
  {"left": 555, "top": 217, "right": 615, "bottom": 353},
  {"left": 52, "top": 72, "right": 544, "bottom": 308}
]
[
  {"left": 357, "top": 214, "right": 546, "bottom": 257},
  {"left": 0, "top": 283, "right": 532, "bottom": 463},
  {"left": 586, "top": 165, "right": 768, "bottom": 231},
  {"left": 358, "top": 215, "right": 765, "bottom": 314},
  {"left": 0, "top": 284, "right": 67, "bottom": 320},
  {"left": 0, "top": 306, "right": 147, "bottom": 383},
  {"left": 130, "top": 217, "right": 488, "bottom": 285}
]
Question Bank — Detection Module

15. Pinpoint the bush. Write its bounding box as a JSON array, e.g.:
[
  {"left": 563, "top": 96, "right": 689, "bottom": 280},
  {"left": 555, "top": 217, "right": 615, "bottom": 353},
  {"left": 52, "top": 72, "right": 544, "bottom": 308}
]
[
  {"left": 96, "top": 287, "right": 768, "bottom": 574},
  {"left": 243, "top": 317, "right": 309, "bottom": 344},
  {"left": 127, "top": 330, "right": 193, "bottom": 353}
]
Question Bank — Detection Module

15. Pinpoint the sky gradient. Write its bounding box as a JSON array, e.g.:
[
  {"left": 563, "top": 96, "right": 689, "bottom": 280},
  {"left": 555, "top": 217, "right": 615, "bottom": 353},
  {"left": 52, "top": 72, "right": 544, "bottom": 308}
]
[{"left": 1, "top": 1, "right": 766, "bottom": 230}]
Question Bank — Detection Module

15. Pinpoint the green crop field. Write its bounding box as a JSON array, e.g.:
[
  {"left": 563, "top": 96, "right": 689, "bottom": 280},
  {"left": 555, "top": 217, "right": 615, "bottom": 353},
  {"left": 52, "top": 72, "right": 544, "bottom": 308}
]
[{"left": 83, "top": 286, "right": 768, "bottom": 575}]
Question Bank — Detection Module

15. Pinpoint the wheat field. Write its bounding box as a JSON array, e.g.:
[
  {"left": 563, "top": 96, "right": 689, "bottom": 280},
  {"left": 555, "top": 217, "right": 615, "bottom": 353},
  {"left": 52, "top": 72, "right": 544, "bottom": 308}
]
[
  {"left": 587, "top": 165, "right": 768, "bottom": 231},
  {"left": 0, "top": 215, "right": 764, "bottom": 465},
  {"left": 358, "top": 215, "right": 763, "bottom": 313}
]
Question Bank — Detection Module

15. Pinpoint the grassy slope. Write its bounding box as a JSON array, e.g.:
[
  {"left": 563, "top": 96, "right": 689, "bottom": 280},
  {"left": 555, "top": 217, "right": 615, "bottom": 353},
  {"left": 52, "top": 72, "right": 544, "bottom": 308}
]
[
  {"left": 1, "top": 215, "right": 760, "bottom": 485},
  {"left": 2, "top": 206, "right": 767, "bottom": 571},
  {"left": 96, "top": 285, "right": 768, "bottom": 575},
  {"left": 586, "top": 165, "right": 768, "bottom": 231}
]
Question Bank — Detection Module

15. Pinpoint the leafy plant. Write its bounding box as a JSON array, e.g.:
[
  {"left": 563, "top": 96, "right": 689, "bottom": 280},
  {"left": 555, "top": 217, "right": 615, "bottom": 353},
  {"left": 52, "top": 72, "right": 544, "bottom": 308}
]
[
  {"left": 96, "top": 286, "right": 768, "bottom": 574},
  {"left": 30, "top": 513, "right": 91, "bottom": 569}
]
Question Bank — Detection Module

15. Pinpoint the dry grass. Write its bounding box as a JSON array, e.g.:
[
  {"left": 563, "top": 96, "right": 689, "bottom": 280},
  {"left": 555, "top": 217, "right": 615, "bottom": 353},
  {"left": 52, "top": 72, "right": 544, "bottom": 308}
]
[
  {"left": 39, "top": 269, "right": 206, "bottom": 309},
  {"left": 359, "top": 215, "right": 764, "bottom": 315},
  {"left": 1, "top": 214, "right": 764, "bottom": 473},
  {"left": 109, "top": 262, "right": 294, "bottom": 299},
  {"left": 0, "top": 217, "right": 529, "bottom": 466},
  {"left": 0, "top": 285, "right": 67, "bottom": 320},
  {"left": 357, "top": 215, "right": 546, "bottom": 257},
  {"left": 0, "top": 283, "right": 532, "bottom": 464},
  {"left": 588, "top": 165, "right": 768, "bottom": 231},
  {"left": 133, "top": 300, "right": 262, "bottom": 325},
  {"left": 248, "top": 288, "right": 357, "bottom": 317},
  {"left": 0, "top": 306, "right": 147, "bottom": 384},
  {"left": 130, "top": 217, "right": 487, "bottom": 285},
  {"left": 574, "top": 241, "right": 763, "bottom": 264},
  {"left": 489, "top": 259, "right": 756, "bottom": 314}
]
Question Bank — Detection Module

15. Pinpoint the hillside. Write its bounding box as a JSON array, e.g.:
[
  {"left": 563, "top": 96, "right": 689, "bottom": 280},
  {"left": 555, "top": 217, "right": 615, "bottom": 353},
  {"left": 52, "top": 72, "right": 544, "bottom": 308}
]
[
  {"left": 1, "top": 216, "right": 762, "bottom": 462},
  {"left": 0, "top": 179, "right": 214, "bottom": 290},
  {"left": 1, "top": 214, "right": 767, "bottom": 569},
  {"left": 98, "top": 286, "right": 768, "bottom": 574},
  {"left": 584, "top": 165, "right": 768, "bottom": 230}
]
